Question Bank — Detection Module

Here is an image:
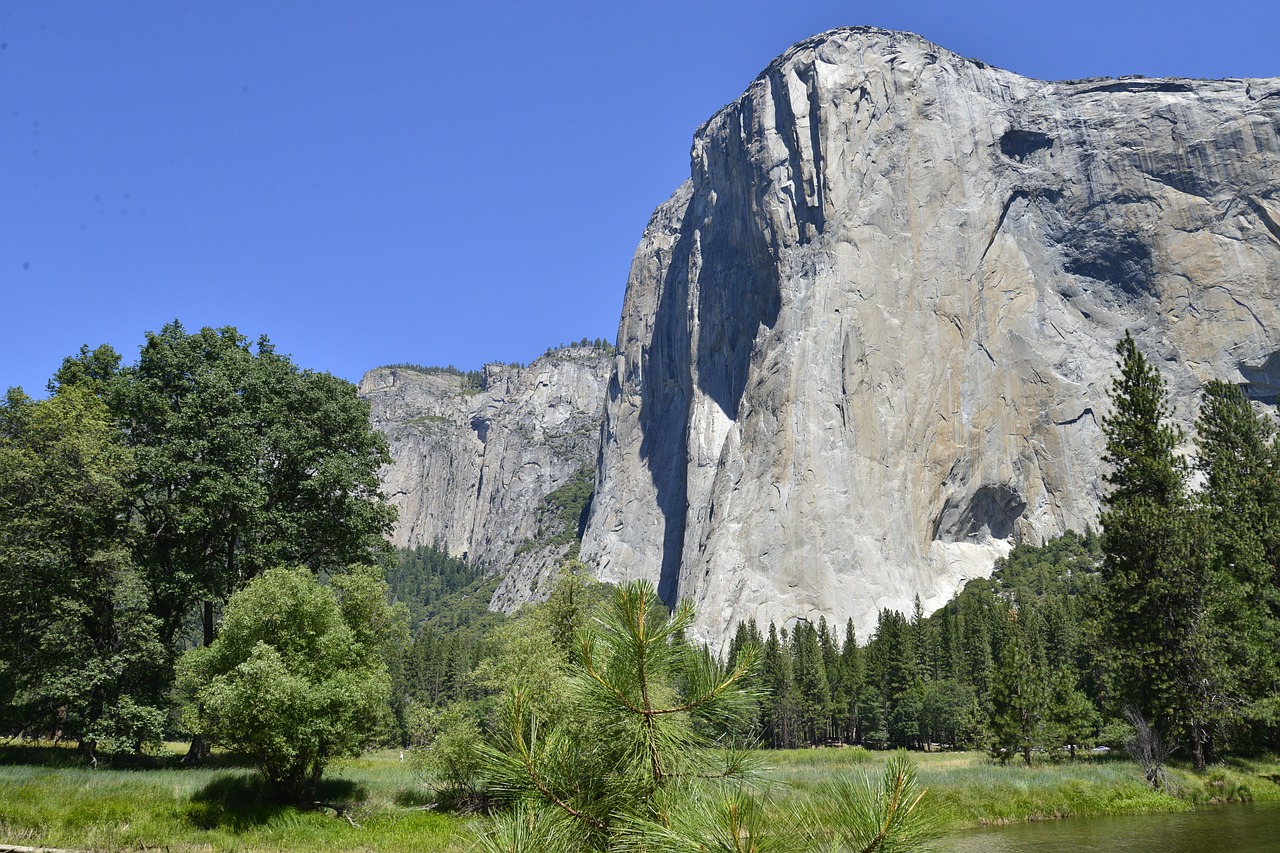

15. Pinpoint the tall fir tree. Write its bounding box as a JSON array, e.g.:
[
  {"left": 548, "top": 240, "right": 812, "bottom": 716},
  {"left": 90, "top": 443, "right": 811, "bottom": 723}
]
[
  {"left": 989, "top": 605, "right": 1045, "bottom": 766},
  {"left": 1099, "top": 331, "right": 1213, "bottom": 768}
]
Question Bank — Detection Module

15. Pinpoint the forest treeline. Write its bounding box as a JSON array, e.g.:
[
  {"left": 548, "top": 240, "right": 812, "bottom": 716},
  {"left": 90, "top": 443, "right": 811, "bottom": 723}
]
[
  {"left": 5, "top": 323, "right": 1280, "bottom": 813},
  {"left": 0, "top": 322, "right": 395, "bottom": 758},
  {"left": 393, "top": 332, "right": 1280, "bottom": 783},
  {"left": 733, "top": 333, "right": 1280, "bottom": 770}
]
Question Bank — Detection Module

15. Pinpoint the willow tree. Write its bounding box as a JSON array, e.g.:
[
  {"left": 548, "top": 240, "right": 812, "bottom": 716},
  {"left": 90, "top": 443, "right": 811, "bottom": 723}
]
[{"left": 177, "top": 566, "right": 395, "bottom": 804}]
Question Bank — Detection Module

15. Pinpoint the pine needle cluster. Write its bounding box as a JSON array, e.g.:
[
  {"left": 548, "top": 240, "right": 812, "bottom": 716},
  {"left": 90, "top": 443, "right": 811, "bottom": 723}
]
[{"left": 472, "top": 580, "right": 943, "bottom": 852}]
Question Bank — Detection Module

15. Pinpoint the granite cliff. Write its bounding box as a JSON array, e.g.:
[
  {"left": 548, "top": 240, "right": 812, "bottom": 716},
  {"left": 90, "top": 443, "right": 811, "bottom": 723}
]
[
  {"left": 579, "top": 27, "right": 1280, "bottom": 649},
  {"left": 358, "top": 347, "right": 612, "bottom": 611}
]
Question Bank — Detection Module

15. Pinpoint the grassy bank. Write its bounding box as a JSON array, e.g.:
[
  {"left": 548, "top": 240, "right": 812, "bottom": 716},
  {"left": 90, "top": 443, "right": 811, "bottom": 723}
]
[
  {"left": 769, "top": 747, "right": 1280, "bottom": 829},
  {"left": 0, "top": 745, "right": 466, "bottom": 852}
]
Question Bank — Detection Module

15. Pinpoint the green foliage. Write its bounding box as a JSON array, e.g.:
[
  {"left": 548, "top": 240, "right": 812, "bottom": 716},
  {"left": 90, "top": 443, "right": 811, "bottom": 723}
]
[
  {"left": 515, "top": 466, "right": 595, "bottom": 560},
  {"left": 477, "top": 580, "right": 763, "bottom": 849},
  {"left": 95, "top": 321, "right": 396, "bottom": 649},
  {"left": 1, "top": 322, "right": 398, "bottom": 754},
  {"left": 386, "top": 543, "right": 498, "bottom": 630},
  {"left": 408, "top": 704, "right": 485, "bottom": 803},
  {"left": 0, "top": 387, "right": 167, "bottom": 750},
  {"left": 1193, "top": 380, "right": 1280, "bottom": 744},
  {"left": 989, "top": 607, "right": 1045, "bottom": 767},
  {"left": 807, "top": 754, "right": 943, "bottom": 853},
  {"left": 177, "top": 566, "right": 393, "bottom": 804},
  {"left": 1097, "top": 332, "right": 1274, "bottom": 771}
]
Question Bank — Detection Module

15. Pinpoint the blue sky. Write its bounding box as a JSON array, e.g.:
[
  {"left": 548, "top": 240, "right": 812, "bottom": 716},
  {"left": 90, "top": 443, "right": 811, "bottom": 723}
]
[{"left": 3, "top": 1, "right": 1277, "bottom": 394}]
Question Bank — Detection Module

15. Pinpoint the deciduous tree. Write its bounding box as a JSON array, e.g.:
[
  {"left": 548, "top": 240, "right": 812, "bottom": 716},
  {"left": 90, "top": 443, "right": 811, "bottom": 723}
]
[{"left": 177, "top": 565, "right": 394, "bottom": 804}]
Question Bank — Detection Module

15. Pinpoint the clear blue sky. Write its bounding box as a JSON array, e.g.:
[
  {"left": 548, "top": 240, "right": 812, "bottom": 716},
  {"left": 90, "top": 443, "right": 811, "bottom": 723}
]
[{"left": 3, "top": 1, "right": 1277, "bottom": 394}]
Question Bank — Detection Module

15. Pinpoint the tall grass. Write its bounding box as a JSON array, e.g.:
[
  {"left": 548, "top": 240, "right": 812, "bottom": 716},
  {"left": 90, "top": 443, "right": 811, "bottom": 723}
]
[
  {"left": 766, "top": 748, "right": 1280, "bottom": 829},
  {"left": 4, "top": 744, "right": 1279, "bottom": 848},
  {"left": 0, "top": 746, "right": 466, "bottom": 852}
]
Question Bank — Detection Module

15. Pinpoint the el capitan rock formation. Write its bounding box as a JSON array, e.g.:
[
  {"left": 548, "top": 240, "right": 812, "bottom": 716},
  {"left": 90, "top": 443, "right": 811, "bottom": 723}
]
[
  {"left": 369, "top": 27, "right": 1280, "bottom": 649},
  {"left": 579, "top": 27, "right": 1280, "bottom": 648}
]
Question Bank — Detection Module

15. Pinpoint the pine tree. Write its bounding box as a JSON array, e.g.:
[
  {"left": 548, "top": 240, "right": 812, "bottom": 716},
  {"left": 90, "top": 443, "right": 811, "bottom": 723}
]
[
  {"left": 834, "top": 619, "right": 864, "bottom": 744},
  {"left": 476, "top": 580, "right": 761, "bottom": 849},
  {"left": 1099, "top": 331, "right": 1212, "bottom": 769},
  {"left": 989, "top": 606, "right": 1045, "bottom": 766},
  {"left": 792, "top": 621, "right": 833, "bottom": 744},
  {"left": 762, "top": 623, "right": 800, "bottom": 748},
  {"left": 1043, "top": 666, "right": 1100, "bottom": 760},
  {"left": 1192, "top": 380, "right": 1280, "bottom": 747}
]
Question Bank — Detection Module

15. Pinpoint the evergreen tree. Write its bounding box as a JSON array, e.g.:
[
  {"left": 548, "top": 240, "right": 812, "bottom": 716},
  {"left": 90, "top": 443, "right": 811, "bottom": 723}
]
[
  {"left": 763, "top": 624, "right": 801, "bottom": 748},
  {"left": 1194, "top": 379, "right": 1280, "bottom": 731},
  {"left": 792, "top": 621, "right": 833, "bottom": 744},
  {"left": 1042, "top": 666, "right": 1100, "bottom": 760},
  {"left": 1098, "top": 331, "right": 1213, "bottom": 769},
  {"left": 989, "top": 606, "right": 1045, "bottom": 766},
  {"left": 833, "top": 619, "right": 864, "bottom": 744},
  {"left": 476, "top": 580, "right": 761, "bottom": 850}
]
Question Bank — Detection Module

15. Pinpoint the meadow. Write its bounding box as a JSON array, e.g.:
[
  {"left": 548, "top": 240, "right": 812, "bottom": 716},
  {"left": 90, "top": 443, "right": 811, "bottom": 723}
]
[{"left": 2, "top": 744, "right": 1278, "bottom": 851}]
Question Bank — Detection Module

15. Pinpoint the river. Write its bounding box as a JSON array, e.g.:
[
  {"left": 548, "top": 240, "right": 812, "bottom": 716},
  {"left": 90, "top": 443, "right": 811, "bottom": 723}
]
[{"left": 939, "top": 802, "right": 1280, "bottom": 852}]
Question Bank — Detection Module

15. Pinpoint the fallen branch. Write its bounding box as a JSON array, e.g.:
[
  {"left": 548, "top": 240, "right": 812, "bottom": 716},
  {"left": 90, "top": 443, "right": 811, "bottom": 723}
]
[{"left": 314, "top": 802, "right": 361, "bottom": 828}]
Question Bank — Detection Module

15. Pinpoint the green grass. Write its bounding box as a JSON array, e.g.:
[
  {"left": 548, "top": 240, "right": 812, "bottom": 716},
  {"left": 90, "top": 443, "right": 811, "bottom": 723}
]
[
  {"left": 0, "top": 745, "right": 468, "bottom": 852},
  {"left": 765, "top": 748, "right": 1280, "bottom": 829},
  {"left": 5, "top": 744, "right": 1280, "bottom": 848}
]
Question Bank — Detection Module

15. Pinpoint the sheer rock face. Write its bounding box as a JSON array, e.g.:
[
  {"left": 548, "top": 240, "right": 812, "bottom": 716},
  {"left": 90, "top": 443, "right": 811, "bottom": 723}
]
[
  {"left": 359, "top": 348, "right": 612, "bottom": 611},
  {"left": 579, "top": 27, "right": 1280, "bottom": 649}
]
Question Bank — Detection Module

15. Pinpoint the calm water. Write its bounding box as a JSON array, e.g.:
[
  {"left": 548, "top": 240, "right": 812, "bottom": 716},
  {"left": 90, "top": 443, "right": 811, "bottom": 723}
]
[{"left": 939, "top": 802, "right": 1280, "bottom": 852}]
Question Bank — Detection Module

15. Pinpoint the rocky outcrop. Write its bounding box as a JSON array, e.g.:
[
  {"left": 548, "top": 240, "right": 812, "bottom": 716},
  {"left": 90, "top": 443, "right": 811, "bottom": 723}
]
[
  {"left": 359, "top": 347, "right": 612, "bottom": 610},
  {"left": 580, "top": 27, "right": 1280, "bottom": 649}
]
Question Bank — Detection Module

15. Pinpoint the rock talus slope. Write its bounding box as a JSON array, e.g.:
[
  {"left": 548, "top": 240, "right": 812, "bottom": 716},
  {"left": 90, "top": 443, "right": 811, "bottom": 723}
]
[
  {"left": 359, "top": 348, "right": 612, "bottom": 610},
  {"left": 580, "top": 27, "right": 1280, "bottom": 648}
]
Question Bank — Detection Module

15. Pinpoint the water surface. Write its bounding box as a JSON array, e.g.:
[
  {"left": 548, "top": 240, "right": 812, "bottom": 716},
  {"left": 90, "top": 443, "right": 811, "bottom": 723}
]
[{"left": 940, "top": 802, "right": 1280, "bottom": 852}]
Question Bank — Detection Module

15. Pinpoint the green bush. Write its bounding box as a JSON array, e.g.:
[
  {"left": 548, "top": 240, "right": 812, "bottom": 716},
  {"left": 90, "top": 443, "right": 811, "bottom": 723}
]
[{"left": 177, "top": 566, "right": 394, "bottom": 804}]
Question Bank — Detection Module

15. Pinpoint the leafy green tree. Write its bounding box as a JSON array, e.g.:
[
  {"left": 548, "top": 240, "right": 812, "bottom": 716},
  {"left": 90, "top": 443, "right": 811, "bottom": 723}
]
[
  {"left": 177, "top": 566, "right": 394, "bottom": 804},
  {"left": 56, "top": 322, "right": 396, "bottom": 651},
  {"left": 408, "top": 703, "right": 485, "bottom": 804},
  {"left": 918, "top": 679, "right": 977, "bottom": 749},
  {"left": 0, "top": 387, "right": 167, "bottom": 751}
]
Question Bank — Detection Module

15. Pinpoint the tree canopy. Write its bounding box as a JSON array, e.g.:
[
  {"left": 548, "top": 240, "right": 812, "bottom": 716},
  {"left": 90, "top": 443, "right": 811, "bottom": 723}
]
[
  {"left": 0, "top": 321, "right": 397, "bottom": 752},
  {"left": 177, "top": 565, "right": 397, "bottom": 803}
]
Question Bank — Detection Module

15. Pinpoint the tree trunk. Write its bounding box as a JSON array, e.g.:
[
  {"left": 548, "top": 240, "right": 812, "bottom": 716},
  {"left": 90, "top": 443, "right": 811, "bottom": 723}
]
[
  {"left": 1190, "top": 720, "right": 1207, "bottom": 772},
  {"left": 203, "top": 599, "right": 215, "bottom": 648},
  {"left": 184, "top": 736, "right": 211, "bottom": 762}
]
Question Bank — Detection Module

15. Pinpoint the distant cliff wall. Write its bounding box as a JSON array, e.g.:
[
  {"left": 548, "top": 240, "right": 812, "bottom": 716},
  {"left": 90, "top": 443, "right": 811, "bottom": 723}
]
[{"left": 359, "top": 347, "right": 612, "bottom": 610}]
